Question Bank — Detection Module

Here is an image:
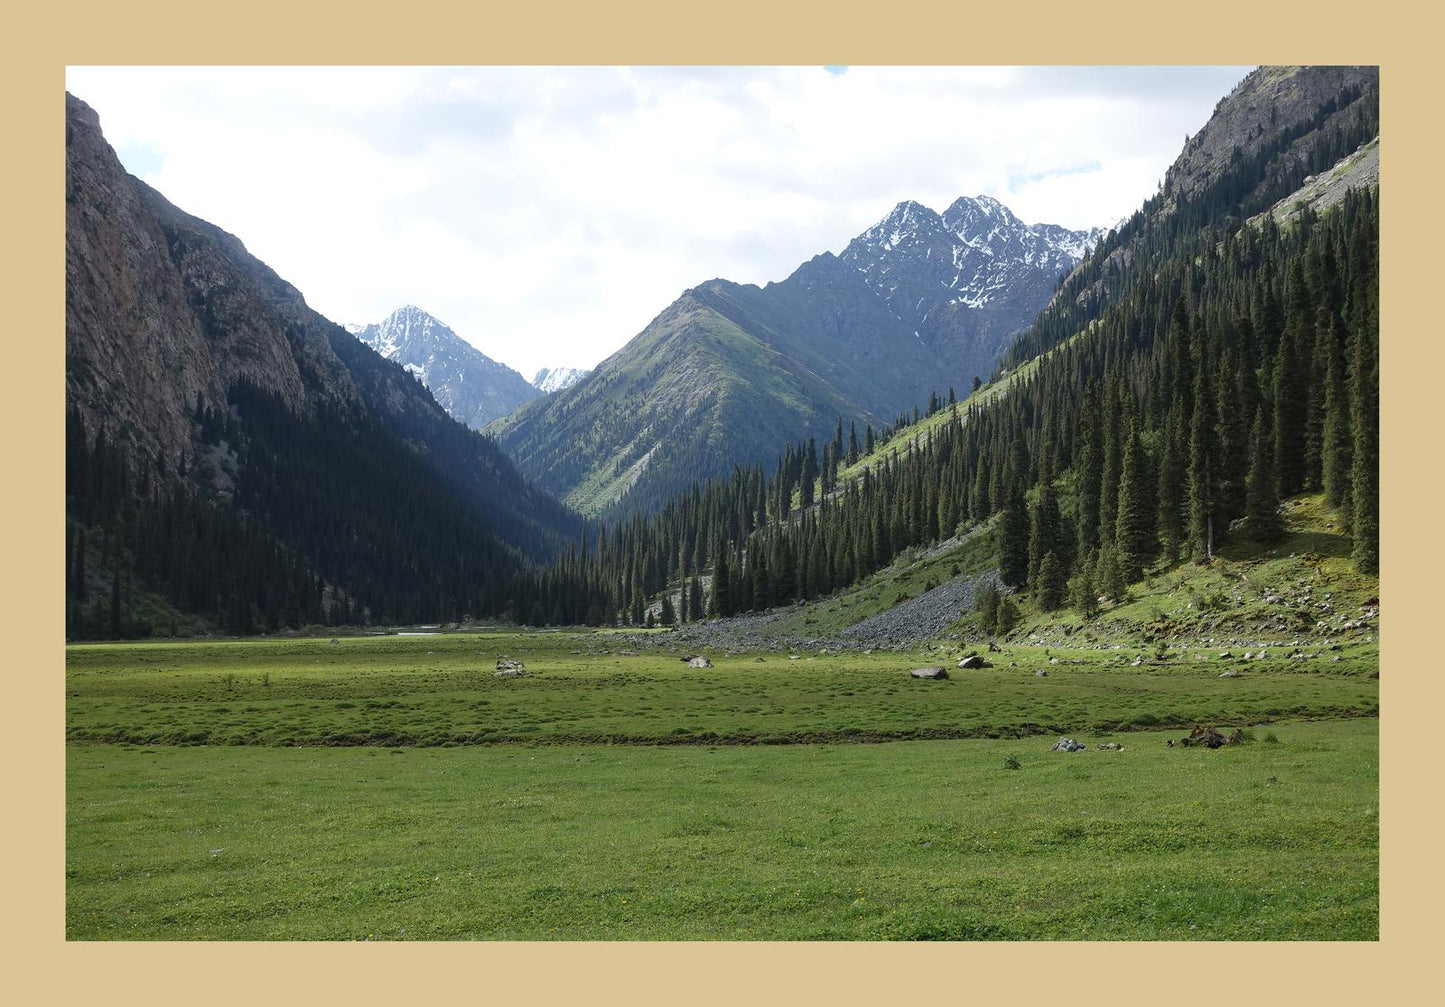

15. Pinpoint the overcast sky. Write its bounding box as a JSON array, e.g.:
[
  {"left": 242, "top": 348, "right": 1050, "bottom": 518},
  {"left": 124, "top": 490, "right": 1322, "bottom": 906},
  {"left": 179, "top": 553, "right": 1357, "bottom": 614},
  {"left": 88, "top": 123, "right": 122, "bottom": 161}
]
[{"left": 66, "top": 65, "right": 1250, "bottom": 378}]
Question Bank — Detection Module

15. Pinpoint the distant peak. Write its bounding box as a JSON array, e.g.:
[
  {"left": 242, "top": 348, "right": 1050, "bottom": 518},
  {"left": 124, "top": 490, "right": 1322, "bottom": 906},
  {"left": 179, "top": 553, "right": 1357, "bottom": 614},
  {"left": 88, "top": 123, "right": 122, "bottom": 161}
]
[{"left": 883, "top": 199, "right": 939, "bottom": 225}]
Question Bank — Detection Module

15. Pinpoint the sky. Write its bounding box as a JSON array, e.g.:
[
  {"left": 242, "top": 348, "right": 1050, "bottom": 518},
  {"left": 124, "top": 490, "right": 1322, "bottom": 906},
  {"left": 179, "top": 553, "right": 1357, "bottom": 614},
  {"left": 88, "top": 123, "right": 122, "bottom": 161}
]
[{"left": 65, "top": 65, "right": 1251, "bottom": 379}]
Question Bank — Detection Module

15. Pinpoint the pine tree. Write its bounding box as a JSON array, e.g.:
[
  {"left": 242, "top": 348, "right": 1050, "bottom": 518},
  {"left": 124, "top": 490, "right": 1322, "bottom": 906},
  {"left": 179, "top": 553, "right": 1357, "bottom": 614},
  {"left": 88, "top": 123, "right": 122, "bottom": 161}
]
[
  {"left": 1075, "top": 384, "right": 1103, "bottom": 549},
  {"left": 659, "top": 593, "right": 676, "bottom": 627},
  {"left": 976, "top": 580, "right": 1000, "bottom": 634},
  {"left": 1036, "top": 550, "right": 1066, "bottom": 611},
  {"left": 711, "top": 548, "right": 732, "bottom": 617},
  {"left": 1303, "top": 308, "right": 1332, "bottom": 490},
  {"left": 1244, "top": 407, "right": 1283, "bottom": 542},
  {"left": 1187, "top": 328, "right": 1217, "bottom": 561},
  {"left": 73, "top": 527, "right": 87, "bottom": 602},
  {"left": 1114, "top": 420, "right": 1155, "bottom": 583},
  {"left": 1096, "top": 541, "right": 1126, "bottom": 604},
  {"left": 995, "top": 595, "right": 1020, "bottom": 635},
  {"left": 688, "top": 576, "right": 704, "bottom": 622},
  {"left": 1155, "top": 401, "right": 1186, "bottom": 560},
  {"left": 1027, "top": 477, "right": 1063, "bottom": 587},
  {"left": 800, "top": 439, "right": 817, "bottom": 509},
  {"left": 109, "top": 566, "right": 122, "bottom": 638},
  {"left": 1321, "top": 314, "right": 1352, "bottom": 515},
  {"left": 1069, "top": 549, "right": 1099, "bottom": 618},
  {"left": 998, "top": 488, "right": 1030, "bottom": 589},
  {"left": 1350, "top": 318, "right": 1378, "bottom": 573},
  {"left": 1274, "top": 259, "right": 1311, "bottom": 496}
]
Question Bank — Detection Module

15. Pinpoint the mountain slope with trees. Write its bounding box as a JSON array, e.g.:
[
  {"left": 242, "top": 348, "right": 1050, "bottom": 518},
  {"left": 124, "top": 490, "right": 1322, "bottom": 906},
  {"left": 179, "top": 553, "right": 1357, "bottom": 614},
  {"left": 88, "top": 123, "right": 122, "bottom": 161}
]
[
  {"left": 65, "top": 93, "right": 579, "bottom": 638},
  {"left": 503, "top": 65, "right": 1379, "bottom": 631}
]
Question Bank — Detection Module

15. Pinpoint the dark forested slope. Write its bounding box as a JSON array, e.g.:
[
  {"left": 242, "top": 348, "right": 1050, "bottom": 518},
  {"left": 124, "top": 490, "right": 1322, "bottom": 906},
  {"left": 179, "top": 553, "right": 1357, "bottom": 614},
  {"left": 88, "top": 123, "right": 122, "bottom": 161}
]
[{"left": 65, "top": 93, "right": 578, "bottom": 637}]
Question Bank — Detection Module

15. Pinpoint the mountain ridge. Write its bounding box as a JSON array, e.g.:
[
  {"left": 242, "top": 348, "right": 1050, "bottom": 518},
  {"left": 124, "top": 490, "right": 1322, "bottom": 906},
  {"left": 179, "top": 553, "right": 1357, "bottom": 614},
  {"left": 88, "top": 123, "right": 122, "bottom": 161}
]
[
  {"left": 493, "top": 193, "right": 1103, "bottom": 517},
  {"left": 350, "top": 305, "right": 541, "bottom": 429}
]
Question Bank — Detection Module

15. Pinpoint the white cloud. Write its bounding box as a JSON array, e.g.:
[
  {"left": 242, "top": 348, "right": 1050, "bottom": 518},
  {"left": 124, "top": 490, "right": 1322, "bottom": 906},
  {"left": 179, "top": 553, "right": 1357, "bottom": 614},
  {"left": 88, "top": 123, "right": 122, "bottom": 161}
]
[{"left": 65, "top": 65, "right": 1249, "bottom": 377}]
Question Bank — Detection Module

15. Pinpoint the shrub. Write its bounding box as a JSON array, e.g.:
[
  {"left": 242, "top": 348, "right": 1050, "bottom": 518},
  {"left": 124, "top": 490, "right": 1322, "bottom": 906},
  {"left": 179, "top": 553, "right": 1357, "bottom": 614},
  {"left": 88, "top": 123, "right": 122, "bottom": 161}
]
[{"left": 1003, "top": 754, "right": 1022, "bottom": 770}]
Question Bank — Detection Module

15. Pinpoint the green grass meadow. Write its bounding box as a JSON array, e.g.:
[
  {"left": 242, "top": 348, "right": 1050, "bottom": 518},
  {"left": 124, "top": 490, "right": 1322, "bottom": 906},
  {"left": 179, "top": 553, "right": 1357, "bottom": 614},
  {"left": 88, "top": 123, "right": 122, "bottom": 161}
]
[
  {"left": 66, "top": 630, "right": 1378, "bottom": 940},
  {"left": 66, "top": 720, "right": 1376, "bottom": 941}
]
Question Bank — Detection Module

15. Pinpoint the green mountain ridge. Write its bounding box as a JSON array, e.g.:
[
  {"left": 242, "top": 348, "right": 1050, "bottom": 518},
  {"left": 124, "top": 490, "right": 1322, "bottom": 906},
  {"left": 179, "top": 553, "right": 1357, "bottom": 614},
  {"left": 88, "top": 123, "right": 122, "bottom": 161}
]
[{"left": 491, "top": 291, "right": 869, "bottom": 516}]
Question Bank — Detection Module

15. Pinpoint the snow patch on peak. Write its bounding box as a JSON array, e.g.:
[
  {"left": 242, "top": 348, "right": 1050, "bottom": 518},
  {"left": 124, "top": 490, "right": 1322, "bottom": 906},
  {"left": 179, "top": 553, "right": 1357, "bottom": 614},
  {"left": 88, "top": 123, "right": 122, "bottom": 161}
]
[{"left": 533, "top": 366, "right": 591, "bottom": 394}]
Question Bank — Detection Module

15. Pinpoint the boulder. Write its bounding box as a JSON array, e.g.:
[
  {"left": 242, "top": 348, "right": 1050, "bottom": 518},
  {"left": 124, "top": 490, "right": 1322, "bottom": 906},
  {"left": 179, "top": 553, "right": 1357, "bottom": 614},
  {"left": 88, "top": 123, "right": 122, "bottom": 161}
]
[
  {"left": 909, "top": 666, "right": 949, "bottom": 680},
  {"left": 1034, "top": 669, "right": 1049, "bottom": 677},
  {"left": 1178, "top": 726, "right": 1227, "bottom": 749},
  {"left": 495, "top": 658, "right": 525, "bottom": 671},
  {"left": 1097, "top": 742, "right": 1123, "bottom": 751},
  {"left": 1218, "top": 669, "right": 1241, "bottom": 678},
  {"left": 957, "top": 655, "right": 991, "bottom": 669},
  {"left": 493, "top": 668, "right": 529, "bottom": 678},
  {"left": 1050, "top": 737, "right": 1086, "bottom": 752},
  {"left": 687, "top": 656, "right": 713, "bottom": 669}
]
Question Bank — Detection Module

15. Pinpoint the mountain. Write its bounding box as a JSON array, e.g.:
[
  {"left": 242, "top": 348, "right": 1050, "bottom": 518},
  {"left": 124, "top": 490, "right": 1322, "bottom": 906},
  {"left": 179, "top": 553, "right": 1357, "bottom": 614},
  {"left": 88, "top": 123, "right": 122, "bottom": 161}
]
[
  {"left": 491, "top": 289, "right": 871, "bottom": 517},
  {"left": 493, "top": 196, "right": 1102, "bottom": 517},
  {"left": 839, "top": 195, "right": 1105, "bottom": 374},
  {"left": 65, "top": 93, "right": 578, "bottom": 637},
  {"left": 349, "top": 306, "right": 540, "bottom": 429},
  {"left": 1006, "top": 65, "right": 1379, "bottom": 369},
  {"left": 532, "top": 366, "right": 590, "bottom": 394},
  {"left": 505, "top": 64, "right": 1378, "bottom": 632}
]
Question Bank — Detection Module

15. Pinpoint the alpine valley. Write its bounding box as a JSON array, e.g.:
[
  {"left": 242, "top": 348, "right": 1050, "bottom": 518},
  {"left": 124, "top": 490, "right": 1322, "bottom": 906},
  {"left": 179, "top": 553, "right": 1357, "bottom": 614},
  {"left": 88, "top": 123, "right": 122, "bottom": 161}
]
[{"left": 64, "top": 66, "right": 1381, "bottom": 945}]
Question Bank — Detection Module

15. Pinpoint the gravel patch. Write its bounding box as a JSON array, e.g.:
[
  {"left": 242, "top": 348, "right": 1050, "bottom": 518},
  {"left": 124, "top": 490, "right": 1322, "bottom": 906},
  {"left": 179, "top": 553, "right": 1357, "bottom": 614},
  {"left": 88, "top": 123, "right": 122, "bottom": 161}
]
[
  {"left": 838, "top": 570, "right": 1004, "bottom": 648},
  {"left": 661, "top": 568, "right": 1003, "bottom": 652}
]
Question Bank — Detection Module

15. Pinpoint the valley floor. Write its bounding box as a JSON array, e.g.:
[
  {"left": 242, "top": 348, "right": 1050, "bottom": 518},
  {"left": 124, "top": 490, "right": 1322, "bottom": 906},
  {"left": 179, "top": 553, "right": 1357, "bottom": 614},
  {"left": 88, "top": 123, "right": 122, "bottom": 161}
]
[
  {"left": 66, "top": 720, "right": 1376, "bottom": 941},
  {"left": 66, "top": 630, "right": 1379, "bottom": 940}
]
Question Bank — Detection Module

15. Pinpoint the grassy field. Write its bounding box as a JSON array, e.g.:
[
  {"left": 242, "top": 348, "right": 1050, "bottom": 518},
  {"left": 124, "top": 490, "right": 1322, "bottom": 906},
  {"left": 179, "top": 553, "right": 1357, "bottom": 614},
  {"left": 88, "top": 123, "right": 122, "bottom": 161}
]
[
  {"left": 66, "top": 622, "right": 1378, "bottom": 940},
  {"left": 66, "top": 631, "right": 1377, "bottom": 747},
  {"left": 67, "top": 719, "right": 1376, "bottom": 940}
]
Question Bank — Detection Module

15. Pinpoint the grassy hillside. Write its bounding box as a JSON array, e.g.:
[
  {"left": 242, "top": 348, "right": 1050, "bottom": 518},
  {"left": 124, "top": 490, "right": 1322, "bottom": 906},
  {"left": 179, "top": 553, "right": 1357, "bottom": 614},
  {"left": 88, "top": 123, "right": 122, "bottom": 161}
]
[
  {"left": 984, "top": 493, "right": 1378, "bottom": 654},
  {"left": 490, "top": 295, "right": 869, "bottom": 516}
]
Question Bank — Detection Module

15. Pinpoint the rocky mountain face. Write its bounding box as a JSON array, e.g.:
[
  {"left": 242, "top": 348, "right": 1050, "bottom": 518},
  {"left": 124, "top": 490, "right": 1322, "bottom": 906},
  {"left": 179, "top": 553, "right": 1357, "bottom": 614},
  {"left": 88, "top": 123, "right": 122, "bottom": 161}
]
[
  {"left": 839, "top": 196, "right": 1104, "bottom": 376},
  {"left": 1001, "top": 64, "right": 1378, "bottom": 370},
  {"left": 532, "top": 366, "right": 590, "bottom": 394},
  {"left": 66, "top": 92, "right": 579, "bottom": 627},
  {"left": 494, "top": 195, "right": 1102, "bottom": 517},
  {"left": 349, "top": 306, "right": 540, "bottom": 429},
  {"left": 1162, "top": 65, "right": 1379, "bottom": 207}
]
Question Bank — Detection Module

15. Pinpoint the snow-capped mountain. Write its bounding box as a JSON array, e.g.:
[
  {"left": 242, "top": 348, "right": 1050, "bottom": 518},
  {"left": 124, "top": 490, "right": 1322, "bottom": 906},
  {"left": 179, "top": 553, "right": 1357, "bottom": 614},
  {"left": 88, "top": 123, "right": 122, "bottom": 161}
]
[
  {"left": 498, "top": 193, "right": 1111, "bottom": 517},
  {"left": 532, "top": 366, "right": 590, "bottom": 394},
  {"left": 840, "top": 196, "right": 1106, "bottom": 371},
  {"left": 350, "top": 306, "right": 540, "bottom": 429}
]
